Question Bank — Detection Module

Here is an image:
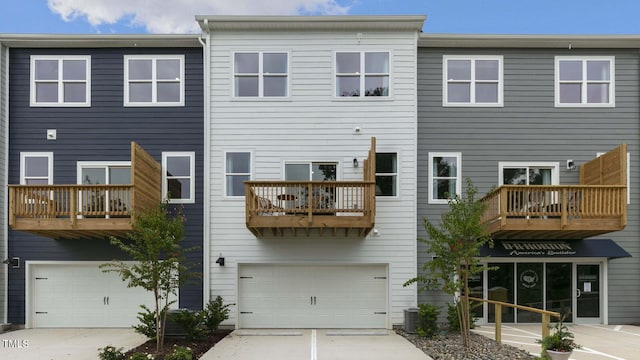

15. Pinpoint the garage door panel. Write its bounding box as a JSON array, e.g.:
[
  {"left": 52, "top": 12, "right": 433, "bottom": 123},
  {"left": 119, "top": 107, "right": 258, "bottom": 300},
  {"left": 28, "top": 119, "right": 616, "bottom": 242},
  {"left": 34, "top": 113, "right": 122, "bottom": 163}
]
[{"left": 239, "top": 264, "right": 387, "bottom": 329}]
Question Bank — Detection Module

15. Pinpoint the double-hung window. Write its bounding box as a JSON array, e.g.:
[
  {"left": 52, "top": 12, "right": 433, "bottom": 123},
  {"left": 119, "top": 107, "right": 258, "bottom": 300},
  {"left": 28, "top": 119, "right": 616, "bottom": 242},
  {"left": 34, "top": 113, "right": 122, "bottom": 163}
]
[
  {"left": 443, "top": 55, "right": 503, "bottom": 106},
  {"left": 336, "top": 51, "right": 390, "bottom": 97},
  {"left": 30, "top": 55, "right": 91, "bottom": 107},
  {"left": 162, "top": 152, "right": 195, "bottom": 203},
  {"left": 225, "top": 151, "right": 252, "bottom": 197},
  {"left": 124, "top": 55, "right": 185, "bottom": 106},
  {"left": 375, "top": 152, "right": 397, "bottom": 196},
  {"left": 234, "top": 52, "right": 288, "bottom": 97},
  {"left": 555, "top": 56, "right": 614, "bottom": 107},
  {"left": 20, "top": 152, "right": 54, "bottom": 184},
  {"left": 429, "top": 152, "right": 461, "bottom": 204}
]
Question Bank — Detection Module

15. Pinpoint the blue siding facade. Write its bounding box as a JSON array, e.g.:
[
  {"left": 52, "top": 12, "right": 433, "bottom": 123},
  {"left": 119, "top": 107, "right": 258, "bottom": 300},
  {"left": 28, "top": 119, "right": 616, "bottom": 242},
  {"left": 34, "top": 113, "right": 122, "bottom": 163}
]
[{"left": 6, "top": 45, "right": 204, "bottom": 325}]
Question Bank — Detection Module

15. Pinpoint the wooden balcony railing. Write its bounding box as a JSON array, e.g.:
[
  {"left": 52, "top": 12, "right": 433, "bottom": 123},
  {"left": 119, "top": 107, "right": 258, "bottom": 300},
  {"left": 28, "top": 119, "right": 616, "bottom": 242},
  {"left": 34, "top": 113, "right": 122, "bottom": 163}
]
[
  {"left": 8, "top": 142, "right": 161, "bottom": 240},
  {"left": 245, "top": 180, "right": 376, "bottom": 236},
  {"left": 480, "top": 185, "right": 627, "bottom": 239}
]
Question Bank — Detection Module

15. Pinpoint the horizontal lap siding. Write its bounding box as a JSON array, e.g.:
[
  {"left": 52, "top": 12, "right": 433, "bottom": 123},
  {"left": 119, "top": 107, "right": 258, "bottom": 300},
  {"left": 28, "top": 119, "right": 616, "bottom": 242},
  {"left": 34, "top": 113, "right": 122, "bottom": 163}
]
[
  {"left": 209, "top": 30, "right": 418, "bottom": 327},
  {"left": 1, "top": 44, "right": 7, "bottom": 323},
  {"left": 417, "top": 47, "right": 640, "bottom": 324},
  {"left": 7, "top": 47, "right": 204, "bottom": 324}
]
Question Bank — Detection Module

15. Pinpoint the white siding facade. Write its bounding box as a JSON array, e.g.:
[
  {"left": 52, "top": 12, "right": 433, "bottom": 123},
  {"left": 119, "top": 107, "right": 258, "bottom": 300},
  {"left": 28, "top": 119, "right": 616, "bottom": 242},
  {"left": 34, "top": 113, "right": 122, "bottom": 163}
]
[{"left": 203, "top": 18, "right": 422, "bottom": 328}]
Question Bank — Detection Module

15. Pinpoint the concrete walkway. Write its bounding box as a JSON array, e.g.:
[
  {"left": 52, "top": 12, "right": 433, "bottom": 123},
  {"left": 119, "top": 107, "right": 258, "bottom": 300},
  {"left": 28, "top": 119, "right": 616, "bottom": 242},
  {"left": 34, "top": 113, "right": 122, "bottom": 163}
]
[
  {"left": 473, "top": 323, "right": 640, "bottom": 360},
  {"left": 200, "top": 329, "right": 433, "bottom": 360},
  {"left": 0, "top": 328, "right": 146, "bottom": 360}
]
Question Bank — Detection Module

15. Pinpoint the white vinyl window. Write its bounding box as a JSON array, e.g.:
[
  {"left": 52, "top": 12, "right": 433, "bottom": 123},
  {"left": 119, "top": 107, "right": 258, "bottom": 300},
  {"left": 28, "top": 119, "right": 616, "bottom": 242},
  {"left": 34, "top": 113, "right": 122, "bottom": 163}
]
[
  {"left": 499, "top": 162, "right": 560, "bottom": 186},
  {"left": 124, "top": 55, "right": 185, "bottom": 106},
  {"left": 30, "top": 55, "right": 91, "bottom": 107},
  {"left": 77, "top": 162, "right": 132, "bottom": 216},
  {"left": 443, "top": 55, "right": 503, "bottom": 106},
  {"left": 234, "top": 52, "right": 288, "bottom": 97},
  {"left": 20, "top": 152, "right": 54, "bottom": 184},
  {"left": 225, "top": 151, "right": 252, "bottom": 197},
  {"left": 376, "top": 152, "right": 397, "bottom": 196},
  {"left": 597, "top": 151, "right": 630, "bottom": 204},
  {"left": 336, "top": 51, "right": 390, "bottom": 97},
  {"left": 429, "top": 152, "right": 461, "bottom": 204},
  {"left": 555, "top": 56, "right": 614, "bottom": 107},
  {"left": 162, "top": 152, "right": 195, "bottom": 203}
]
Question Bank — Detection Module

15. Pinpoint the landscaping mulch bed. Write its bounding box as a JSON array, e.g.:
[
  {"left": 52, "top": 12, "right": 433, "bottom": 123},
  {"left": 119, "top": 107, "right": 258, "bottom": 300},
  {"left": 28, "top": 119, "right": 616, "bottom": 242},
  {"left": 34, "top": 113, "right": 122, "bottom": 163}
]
[{"left": 124, "top": 330, "right": 232, "bottom": 359}]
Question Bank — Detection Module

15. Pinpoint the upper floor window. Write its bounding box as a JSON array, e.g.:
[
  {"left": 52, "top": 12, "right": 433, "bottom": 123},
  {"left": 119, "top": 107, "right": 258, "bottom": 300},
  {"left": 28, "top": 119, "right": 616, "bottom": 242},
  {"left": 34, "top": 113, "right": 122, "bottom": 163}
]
[
  {"left": 499, "top": 162, "right": 559, "bottom": 186},
  {"left": 30, "top": 55, "right": 91, "bottom": 107},
  {"left": 429, "top": 152, "right": 461, "bottom": 204},
  {"left": 234, "top": 52, "right": 288, "bottom": 97},
  {"left": 376, "top": 152, "right": 397, "bottom": 196},
  {"left": 20, "top": 152, "right": 54, "bottom": 184},
  {"left": 336, "top": 51, "right": 390, "bottom": 97},
  {"left": 162, "top": 152, "right": 195, "bottom": 203},
  {"left": 124, "top": 55, "right": 185, "bottom": 106},
  {"left": 225, "top": 151, "right": 252, "bottom": 197},
  {"left": 555, "top": 56, "right": 614, "bottom": 107},
  {"left": 443, "top": 55, "right": 503, "bottom": 107}
]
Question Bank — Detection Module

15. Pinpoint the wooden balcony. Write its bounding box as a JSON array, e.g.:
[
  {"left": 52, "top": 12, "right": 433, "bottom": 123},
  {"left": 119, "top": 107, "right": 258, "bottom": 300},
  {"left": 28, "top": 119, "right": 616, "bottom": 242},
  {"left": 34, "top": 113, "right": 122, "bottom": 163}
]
[
  {"left": 480, "top": 144, "right": 628, "bottom": 240},
  {"left": 245, "top": 138, "right": 377, "bottom": 237},
  {"left": 8, "top": 142, "right": 161, "bottom": 240},
  {"left": 480, "top": 185, "right": 627, "bottom": 240}
]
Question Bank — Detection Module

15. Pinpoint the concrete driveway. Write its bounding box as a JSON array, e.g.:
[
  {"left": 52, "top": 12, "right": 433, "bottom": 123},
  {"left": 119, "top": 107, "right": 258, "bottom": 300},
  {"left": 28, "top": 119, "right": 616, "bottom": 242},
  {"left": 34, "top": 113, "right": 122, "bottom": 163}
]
[
  {"left": 200, "top": 329, "right": 432, "bottom": 360},
  {"left": 0, "top": 328, "right": 147, "bottom": 360}
]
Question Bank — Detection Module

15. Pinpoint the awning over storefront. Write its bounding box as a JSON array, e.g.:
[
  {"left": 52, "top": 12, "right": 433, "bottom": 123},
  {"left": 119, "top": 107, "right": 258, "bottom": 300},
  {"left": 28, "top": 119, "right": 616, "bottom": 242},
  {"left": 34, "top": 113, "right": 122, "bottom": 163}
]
[{"left": 480, "top": 239, "right": 631, "bottom": 259}]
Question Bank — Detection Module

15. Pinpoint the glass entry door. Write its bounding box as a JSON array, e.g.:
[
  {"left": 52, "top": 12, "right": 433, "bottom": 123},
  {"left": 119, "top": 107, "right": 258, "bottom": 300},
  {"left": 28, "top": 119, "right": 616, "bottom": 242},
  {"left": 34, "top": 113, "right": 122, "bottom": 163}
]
[{"left": 575, "top": 264, "right": 601, "bottom": 323}]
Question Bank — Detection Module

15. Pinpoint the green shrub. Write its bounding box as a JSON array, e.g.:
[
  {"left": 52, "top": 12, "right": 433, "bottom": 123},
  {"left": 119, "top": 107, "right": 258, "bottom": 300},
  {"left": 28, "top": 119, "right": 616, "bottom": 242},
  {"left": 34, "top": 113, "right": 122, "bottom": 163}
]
[
  {"left": 416, "top": 303, "right": 440, "bottom": 338},
  {"left": 98, "top": 345, "right": 124, "bottom": 360},
  {"left": 169, "top": 309, "right": 206, "bottom": 341},
  {"left": 133, "top": 304, "right": 166, "bottom": 339},
  {"left": 127, "top": 353, "right": 154, "bottom": 360},
  {"left": 446, "top": 302, "right": 479, "bottom": 332},
  {"left": 202, "top": 296, "right": 233, "bottom": 333},
  {"left": 164, "top": 345, "right": 193, "bottom": 360}
]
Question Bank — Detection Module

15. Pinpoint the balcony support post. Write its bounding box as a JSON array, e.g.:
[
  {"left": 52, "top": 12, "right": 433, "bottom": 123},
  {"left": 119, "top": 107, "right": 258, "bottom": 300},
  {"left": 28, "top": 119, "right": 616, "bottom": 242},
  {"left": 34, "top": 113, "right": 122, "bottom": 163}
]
[
  {"left": 561, "top": 188, "right": 567, "bottom": 228},
  {"left": 307, "top": 182, "right": 313, "bottom": 223},
  {"left": 70, "top": 188, "right": 77, "bottom": 227},
  {"left": 500, "top": 187, "right": 507, "bottom": 227}
]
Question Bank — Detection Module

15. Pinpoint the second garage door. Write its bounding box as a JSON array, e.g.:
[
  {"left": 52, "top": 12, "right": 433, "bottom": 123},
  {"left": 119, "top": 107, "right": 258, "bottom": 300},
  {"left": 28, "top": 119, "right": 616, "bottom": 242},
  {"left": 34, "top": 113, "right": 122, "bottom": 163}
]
[{"left": 238, "top": 264, "right": 387, "bottom": 328}]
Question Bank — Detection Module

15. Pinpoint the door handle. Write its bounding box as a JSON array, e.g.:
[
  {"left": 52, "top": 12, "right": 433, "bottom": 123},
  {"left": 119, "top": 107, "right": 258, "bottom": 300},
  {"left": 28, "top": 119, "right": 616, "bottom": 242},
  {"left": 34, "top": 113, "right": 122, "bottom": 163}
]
[
  {"left": 103, "top": 296, "right": 106, "bottom": 305},
  {"left": 314, "top": 296, "right": 316, "bottom": 305},
  {"left": 311, "top": 296, "right": 313, "bottom": 305}
]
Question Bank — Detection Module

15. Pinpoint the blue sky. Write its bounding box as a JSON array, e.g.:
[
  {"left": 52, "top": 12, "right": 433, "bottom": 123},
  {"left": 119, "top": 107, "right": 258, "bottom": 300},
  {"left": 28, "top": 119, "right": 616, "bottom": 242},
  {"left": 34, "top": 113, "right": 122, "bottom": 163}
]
[{"left": 0, "top": 0, "right": 639, "bottom": 35}]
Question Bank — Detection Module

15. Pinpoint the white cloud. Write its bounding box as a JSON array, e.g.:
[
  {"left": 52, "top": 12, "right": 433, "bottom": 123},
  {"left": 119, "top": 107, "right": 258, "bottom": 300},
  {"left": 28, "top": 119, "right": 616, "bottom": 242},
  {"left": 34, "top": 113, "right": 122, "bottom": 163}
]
[{"left": 47, "top": 0, "right": 351, "bottom": 33}]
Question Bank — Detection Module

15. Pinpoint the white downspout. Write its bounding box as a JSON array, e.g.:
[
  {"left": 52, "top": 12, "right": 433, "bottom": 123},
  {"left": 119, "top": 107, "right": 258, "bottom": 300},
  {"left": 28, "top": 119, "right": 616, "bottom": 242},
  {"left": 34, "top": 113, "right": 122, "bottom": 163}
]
[
  {"left": 199, "top": 20, "right": 212, "bottom": 308},
  {"left": 2, "top": 44, "right": 9, "bottom": 325}
]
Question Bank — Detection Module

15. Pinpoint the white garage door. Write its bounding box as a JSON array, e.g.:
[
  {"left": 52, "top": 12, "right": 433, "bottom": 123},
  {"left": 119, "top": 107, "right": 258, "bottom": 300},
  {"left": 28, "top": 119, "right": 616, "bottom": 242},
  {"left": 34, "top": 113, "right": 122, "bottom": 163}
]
[
  {"left": 238, "top": 264, "right": 387, "bottom": 328},
  {"left": 31, "top": 263, "right": 156, "bottom": 328}
]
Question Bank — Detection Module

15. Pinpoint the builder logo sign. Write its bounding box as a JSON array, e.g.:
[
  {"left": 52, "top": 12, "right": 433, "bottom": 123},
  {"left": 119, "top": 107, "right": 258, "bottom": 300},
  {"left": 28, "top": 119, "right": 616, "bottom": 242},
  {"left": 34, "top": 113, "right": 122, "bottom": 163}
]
[
  {"left": 520, "top": 269, "right": 539, "bottom": 288},
  {"left": 501, "top": 241, "right": 577, "bottom": 257}
]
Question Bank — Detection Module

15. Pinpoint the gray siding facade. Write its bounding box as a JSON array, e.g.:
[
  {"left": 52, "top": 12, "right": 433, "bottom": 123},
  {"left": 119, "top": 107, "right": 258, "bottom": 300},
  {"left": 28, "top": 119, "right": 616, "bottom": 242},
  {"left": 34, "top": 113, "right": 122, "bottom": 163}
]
[
  {"left": 1, "top": 43, "right": 7, "bottom": 324},
  {"left": 7, "top": 46, "right": 204, "bottom": 325},
  {"left": 417, "top": 46, "right": 640, "bottom": 324}
]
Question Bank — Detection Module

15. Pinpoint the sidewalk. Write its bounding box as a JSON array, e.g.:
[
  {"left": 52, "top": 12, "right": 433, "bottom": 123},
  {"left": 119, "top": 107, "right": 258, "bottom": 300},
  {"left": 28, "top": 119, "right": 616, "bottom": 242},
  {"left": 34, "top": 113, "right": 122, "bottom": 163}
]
[{"left": 473, "top": 323, "right": 640, "bottom": 360}]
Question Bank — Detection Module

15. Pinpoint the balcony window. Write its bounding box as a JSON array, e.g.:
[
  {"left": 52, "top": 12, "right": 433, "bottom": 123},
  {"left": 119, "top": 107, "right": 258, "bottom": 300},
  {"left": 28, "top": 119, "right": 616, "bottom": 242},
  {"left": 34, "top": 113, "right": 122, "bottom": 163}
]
[
  {"left": 555, "top": 57, "right": 614, "bottom": 107},
  {"left": 499, "top": 162, "right": 559, "bottom": 186},
  {"left": 429, "top": 152, "right": 461, "bottom": 204},
  {"left": 162, "top": 152, "right": 195, "bottom": 203},
  {"left": 225, "top": 151, "right": 252, "bottom": 197},
  {"left": 124, "top": 55, "right": 185, "bottom": 106},
  {"left": 30, "top": 56, "right": 91, "bottom": 107},
  {"left": 336, "top": 51, "right": 390, "bottom": 97},
  {"left": 20, "top": 152, "right": 53, "bottom": 185}
]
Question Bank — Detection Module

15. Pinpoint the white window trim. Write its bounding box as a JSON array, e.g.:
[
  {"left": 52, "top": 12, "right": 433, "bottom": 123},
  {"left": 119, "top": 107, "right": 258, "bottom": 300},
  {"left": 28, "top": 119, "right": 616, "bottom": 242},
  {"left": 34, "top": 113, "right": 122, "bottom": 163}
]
[
  {"left": 442, "top": 55, "right": 503, "bottom": 107},
  {"left": 498, "top": 162, "right": 560, "bottom": 185},
  {"left": 232, "top": 51, "right": 290, "bottom": 98},
  {"left": 30, "top": 55, "right": 91, "bottom": 107},
  {"left": 124, "top": 55, "right": 185, "bottom": 107},
  {"left": 162, "top": 152, "right": 195, "bottom": 204},
  {"left": 428, "top": 152, "right": 462, "bottom": 204},
  {"left": 554, "top": 56, "right": 615, "bottom": 108},
  {"left": 224, "top": 150, "right": 253, "bottom": 198},
  {"left": 375, "top": 151, "right": 399, "bottom": 198},
  {"left": 597, "top": 151, "right": 630, "bottom": 204},
  {"left": 333, "top": 50, "right": 393, "bottom": 99},
  {"left": 20, "top": 152, "right": 54, "bottom": 185}
]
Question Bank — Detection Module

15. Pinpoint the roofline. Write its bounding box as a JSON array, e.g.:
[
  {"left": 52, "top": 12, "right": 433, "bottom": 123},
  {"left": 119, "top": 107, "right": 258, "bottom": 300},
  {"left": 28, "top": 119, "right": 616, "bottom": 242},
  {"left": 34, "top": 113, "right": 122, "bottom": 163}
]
[
  {"left": 195, "top": 15, "right": 426, "bottom": 32},
  {"left": 0, "top": 34, "right": 202, "bottom": 48},
  {"left": 419, "top": 33, "right": 640, "bottom": 49}
]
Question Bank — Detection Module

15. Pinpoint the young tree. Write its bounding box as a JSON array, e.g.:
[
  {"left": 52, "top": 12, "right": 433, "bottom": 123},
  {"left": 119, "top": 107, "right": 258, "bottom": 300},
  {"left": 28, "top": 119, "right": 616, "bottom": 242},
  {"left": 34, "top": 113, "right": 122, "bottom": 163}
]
[
  {"left": 405, "top": 178, "right": 492, "bottom": 348},
  {"left": 101, "top": 200, "right": 196, "bottom": 353}
]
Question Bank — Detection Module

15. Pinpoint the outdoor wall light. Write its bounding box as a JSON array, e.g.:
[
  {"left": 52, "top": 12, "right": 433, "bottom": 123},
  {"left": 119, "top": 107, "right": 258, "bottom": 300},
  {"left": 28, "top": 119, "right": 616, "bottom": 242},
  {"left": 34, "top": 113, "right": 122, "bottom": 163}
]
[
  {"left": 215, "top": 254, "right": 225, "bottom": 267},
  {"left": 3, "top": 257, "right": 20, "bottom": 268},
  {"left": 567, "top": 159, "right": 576, "bottom": 171},
  {"left": 353, "top": 158, "right": 359, "bottom": 168}
]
